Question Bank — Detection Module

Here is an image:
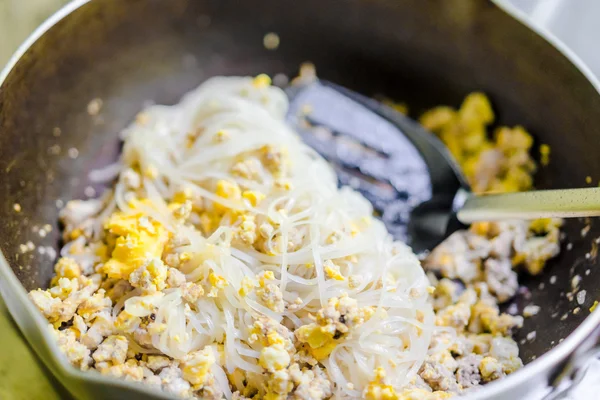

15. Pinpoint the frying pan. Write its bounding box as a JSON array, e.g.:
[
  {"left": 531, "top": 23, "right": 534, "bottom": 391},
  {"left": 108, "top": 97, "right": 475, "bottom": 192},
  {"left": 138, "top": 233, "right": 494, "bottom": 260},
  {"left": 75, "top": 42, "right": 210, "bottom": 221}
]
[{"left": 1, "top": 0, "right": 599, "bottom": 399}]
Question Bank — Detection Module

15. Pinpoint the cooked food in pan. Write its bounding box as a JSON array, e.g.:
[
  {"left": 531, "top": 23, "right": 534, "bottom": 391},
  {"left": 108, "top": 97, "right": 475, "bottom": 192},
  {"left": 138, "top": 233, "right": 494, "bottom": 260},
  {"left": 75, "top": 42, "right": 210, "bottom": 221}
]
[{"left": 28, "top": 75, "right": 560, "bottom": 399}]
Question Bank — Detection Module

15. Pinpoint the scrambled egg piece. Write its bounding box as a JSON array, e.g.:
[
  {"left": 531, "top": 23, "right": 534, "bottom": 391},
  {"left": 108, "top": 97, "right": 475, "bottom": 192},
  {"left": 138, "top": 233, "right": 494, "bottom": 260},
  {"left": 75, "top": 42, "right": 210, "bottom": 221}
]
[
  {"left": 323, "top": 260, "right": 345, "bottom": 281},
  {"left": 249, "top": 318, "right": 293, "bottom": 347},
  {"left": 472, "top": 301, "right": 522, "bottom": 336},
  {"left": 264, "top": 369, "right": 294, "bottom": 400},
  {"left": 363, "top": 367, "right": 398, "bottom": 400},
  {"left": 208, "top": 272, "right": 228, "bottom": 297},
  {"left": 129, "top": 258, "right": 169, "bottom": 293},
  {"left": 420, "top": 93, "right": 535, "bottom": 194},
  {"left": 259, "top": 343, "right": 290, "bottom": 372},
  {"left": 242, "top": 190, "right": 265, "bottom": 207},
  {"left": 259, "top": 271, "right": 275, "bottom": 283},
  {"left": 77, "top": 289, "right": 111, "bottom": 320},
  {"left": 256, "top": 331, "right": 293, "bottom": 376},
  {"left": 231, "top": 158, "right": 262, "bottom": 180},
  {"left": 435, "top": 302, "right": 471, "bottom": 331},
  {"left": 182, "top": 282, "right": 205, "bottom": 303},
  {"left": 256, "top": 271, "right": 284, "bottom": 312},
  {"left": 214, "top": 179, "right": 242, "bottom": 214},
  {"left": 92, "top": 335, "right": 129, "bottom": 365},
  {"left": 101, "top": 203, "right": 169, "bottom": 280},
  {"left": 99, "top": 359, "right": 144, "bottom": 382},
  {"left": 295, "top": 294, "right": 376, "bottom": 361},
  {"left": 252, "top": 74, "right": 272, "bottom": 88},
  {"left": 479, "top": 357, "right": 503, "bottom": 381},
  {"left": 29, "top": 289, "right": 61, "bottom": 320},
  {"left": 54, "top": 257, "right": 82, "bottom": 280},
  {"left": 295, "top": 323, "right": 336, "bottom": 361},
  {"left": 49, "top": 277, "right": 80, "bottom": 300},
  {"left": 260, "top": 145, "right": 288, "bottom": 177},
  {"left": 52, "top": 328, "right": 92, "bottom": 370},
  {"left": 199, "top": 212, "right": 220, "bottom": 236},
  {"left": 173, "top": 186, "right": 194, "bottom": 204},
  {"left": 169, "top": 201, "right": 192, "bottom": 221},
  {"left": 528, "top": 218, "right": 562, "bottom": 235},
  {"left": 115, "top": 310, "right": 141, "bottom": 332},
  {"left": 237, "top": 214, "right": 258, "bottom": 245},
  {"left": 181, "top": 347, "right": 216, "bottom": 388},
  {"left": 238, "top": 276, "right": 256, "bottom": 297}
]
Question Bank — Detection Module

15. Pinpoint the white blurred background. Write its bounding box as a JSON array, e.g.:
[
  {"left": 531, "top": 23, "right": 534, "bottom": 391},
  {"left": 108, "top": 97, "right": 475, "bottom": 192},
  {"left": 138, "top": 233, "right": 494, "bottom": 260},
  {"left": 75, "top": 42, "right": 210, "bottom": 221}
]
[
  {"left": 501, "top": 0, "right": 600, "bottom": 79},
  {"left": 497, "top": 1, "right": 600, "bottom": 395},
  {"left": 0, "top": 0, "right": 68, "bottom": 64}
]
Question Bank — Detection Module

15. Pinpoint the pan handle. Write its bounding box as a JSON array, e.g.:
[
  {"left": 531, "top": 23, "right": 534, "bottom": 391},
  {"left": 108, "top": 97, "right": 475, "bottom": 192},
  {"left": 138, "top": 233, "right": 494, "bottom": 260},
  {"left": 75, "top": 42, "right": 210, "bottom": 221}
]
[{"left": 543, "top": 324, "right": 600, "bottom": 400}]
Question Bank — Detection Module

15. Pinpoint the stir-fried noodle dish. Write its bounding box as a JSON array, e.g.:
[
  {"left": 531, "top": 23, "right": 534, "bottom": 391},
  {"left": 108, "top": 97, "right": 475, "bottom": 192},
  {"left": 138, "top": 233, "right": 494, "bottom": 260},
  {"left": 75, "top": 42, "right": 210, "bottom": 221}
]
[{"left": 29, "top": 74, "right": 561, "bottom": 399}]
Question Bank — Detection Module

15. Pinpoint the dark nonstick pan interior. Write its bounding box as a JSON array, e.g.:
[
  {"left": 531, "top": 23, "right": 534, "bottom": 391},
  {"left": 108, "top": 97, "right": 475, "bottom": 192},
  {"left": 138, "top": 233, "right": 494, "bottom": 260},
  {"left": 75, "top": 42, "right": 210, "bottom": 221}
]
[{"left": 1, "top": 0, "right": 600, "bottom": 383}]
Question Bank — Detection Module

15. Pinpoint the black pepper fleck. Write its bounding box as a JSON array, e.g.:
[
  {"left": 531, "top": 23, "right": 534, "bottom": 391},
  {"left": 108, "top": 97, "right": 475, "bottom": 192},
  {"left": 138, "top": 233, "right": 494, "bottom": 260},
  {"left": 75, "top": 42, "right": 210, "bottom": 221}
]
[{"left": 58, "top": 319, "right": 74, "bottom": 331}]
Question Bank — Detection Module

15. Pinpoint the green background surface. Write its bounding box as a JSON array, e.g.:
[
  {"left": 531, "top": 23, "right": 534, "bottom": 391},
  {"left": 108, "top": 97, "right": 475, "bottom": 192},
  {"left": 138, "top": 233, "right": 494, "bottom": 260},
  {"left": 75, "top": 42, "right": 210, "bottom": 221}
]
[{"left": 0, "top": 299, "right": 67, "bottom": 398}]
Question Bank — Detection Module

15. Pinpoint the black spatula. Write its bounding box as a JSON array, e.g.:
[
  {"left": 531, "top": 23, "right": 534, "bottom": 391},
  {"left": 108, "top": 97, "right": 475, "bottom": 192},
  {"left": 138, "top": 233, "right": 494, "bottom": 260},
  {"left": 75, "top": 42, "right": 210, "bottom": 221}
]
[{"left": 286, "top": 80, "right": 600, "bottom": 253}]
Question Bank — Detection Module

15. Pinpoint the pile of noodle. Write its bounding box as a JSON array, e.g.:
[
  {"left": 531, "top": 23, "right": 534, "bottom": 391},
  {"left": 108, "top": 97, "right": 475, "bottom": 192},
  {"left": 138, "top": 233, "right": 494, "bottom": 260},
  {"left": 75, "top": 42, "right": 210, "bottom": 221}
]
[{"left": 95, "top": 76, "right": 435, "bottom": 397}]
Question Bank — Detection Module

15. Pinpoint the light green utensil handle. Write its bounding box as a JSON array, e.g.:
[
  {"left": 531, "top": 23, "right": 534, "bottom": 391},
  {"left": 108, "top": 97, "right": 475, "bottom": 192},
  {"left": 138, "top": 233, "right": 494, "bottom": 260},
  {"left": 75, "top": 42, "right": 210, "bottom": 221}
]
[{"left": 457, "top": 187, "right": 600, "bottom": 223}]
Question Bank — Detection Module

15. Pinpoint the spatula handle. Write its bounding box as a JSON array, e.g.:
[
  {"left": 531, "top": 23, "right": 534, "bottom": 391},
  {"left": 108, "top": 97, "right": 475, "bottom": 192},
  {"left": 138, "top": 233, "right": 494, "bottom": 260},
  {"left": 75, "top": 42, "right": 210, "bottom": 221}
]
[{"left": 457, "top": 187, "right": 600, "bottom": 223}]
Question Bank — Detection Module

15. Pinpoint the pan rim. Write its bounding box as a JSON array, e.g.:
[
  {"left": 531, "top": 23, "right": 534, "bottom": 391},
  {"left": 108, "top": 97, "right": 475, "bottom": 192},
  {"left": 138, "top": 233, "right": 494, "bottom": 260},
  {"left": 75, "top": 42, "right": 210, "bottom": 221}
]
[
  {"left": 0, "top": 1, "right": 175, "bottom": 397},
  {"left": 473, "top": 3, "right": 600, "bottom": 398},
  {"left": 0, "top": 0, "right": 598, "bottom": 398}
]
